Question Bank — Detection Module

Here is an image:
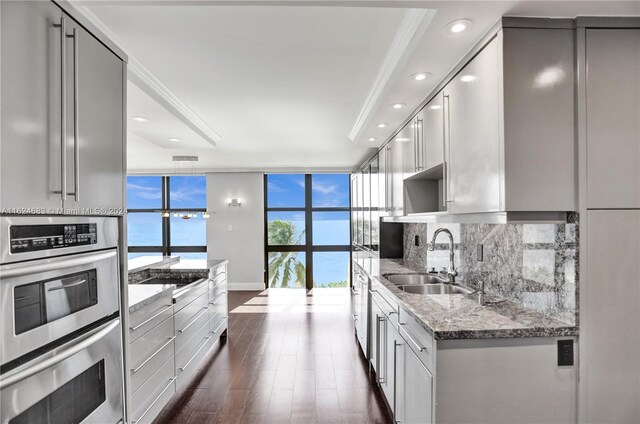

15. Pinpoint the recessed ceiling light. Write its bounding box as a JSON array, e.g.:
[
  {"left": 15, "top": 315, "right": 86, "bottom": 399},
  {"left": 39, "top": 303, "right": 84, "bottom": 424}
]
[
  {"left": 368, "top": 137, "right": 377, "bottom": 142},
  {"left": 168, "top": 137, "right": 181, "bottom": 142},
  {"left": 391, "top": 103, "right": 405, "bottom": 109},
  {"left": 411, "top": 72, "right": 431, "bottom": 81},
  {"left": 430, "top": 105, "right": 442, "bottom": 110},
  {"left": 377, "top": 123, "right": 388, "bottom": 128},
  {"left": 460, "top": 75, "right": 476, "bottom": 82},
  {"left": 131, "top": 116, "right": 149, "bottom": 122},
  {"left": 447, "top": 19, "right": 472, "bottom": 34},
  {"left": 395, "top": 137, "right": 410, "bottom": 142}
]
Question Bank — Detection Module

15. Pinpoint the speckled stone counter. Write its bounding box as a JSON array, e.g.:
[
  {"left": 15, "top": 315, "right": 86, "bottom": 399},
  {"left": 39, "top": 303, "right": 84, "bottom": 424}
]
[
  {"left": 128, "top": 283, "right": 175, "bottom": 313},
  {"left": 375, "top": 259, "right": 578, "bottom": 340}
]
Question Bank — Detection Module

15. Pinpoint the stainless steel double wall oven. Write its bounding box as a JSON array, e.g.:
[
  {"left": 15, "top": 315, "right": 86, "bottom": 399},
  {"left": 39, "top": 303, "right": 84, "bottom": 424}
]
[{"left": 0, "top": 216, "right": 124, "bottom": 424}]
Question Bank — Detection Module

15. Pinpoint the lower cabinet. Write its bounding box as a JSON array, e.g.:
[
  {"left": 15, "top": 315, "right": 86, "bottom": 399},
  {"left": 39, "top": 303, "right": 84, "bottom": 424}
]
[
  {"left": 395, "top": 336, "right": 434, "bottom": 424},
  {"left": 367, "top": 282, "right": 576, "bottom": 424}
]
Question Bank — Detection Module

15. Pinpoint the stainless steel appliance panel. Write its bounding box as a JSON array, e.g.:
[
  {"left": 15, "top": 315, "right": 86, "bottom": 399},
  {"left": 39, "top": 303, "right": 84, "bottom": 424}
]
[
  {"left": 1, "top": 216, "right": 118, "bottom": 264},
  {"left": 1, "top": 249, "right": 119, "bottom": 365},
  {"left": 63, "top": 19, "right": 125, "bottom": 213},
  {"left": 0, "top": 318, "right": 124, "bottom": 424},
  {"left": 0, "top": 1, "right": 65, "bottom": 212}
]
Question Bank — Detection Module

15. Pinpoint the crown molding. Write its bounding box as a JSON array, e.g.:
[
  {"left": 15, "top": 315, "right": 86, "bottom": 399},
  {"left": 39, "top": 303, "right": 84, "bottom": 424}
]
[
  {"left": 348, "top": 8, "right": 436, "bottom": 143},
  {"left": 75, "top": 5, "right": 221, "bottom": 147}
]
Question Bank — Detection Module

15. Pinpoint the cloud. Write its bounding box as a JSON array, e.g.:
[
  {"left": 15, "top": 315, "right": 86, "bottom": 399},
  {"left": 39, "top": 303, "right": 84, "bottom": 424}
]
[
  {"left": 170, "top": 186, "right": 206, "bottom": 203},
  {"left": 312, "top": 181, "right": 338, "bottom": 195},
  {"left": 128, "top": 183, "right": 162, "bottom": 200},
  {"left": 267, "top": 181, "right": 287, "bottom": 193}
]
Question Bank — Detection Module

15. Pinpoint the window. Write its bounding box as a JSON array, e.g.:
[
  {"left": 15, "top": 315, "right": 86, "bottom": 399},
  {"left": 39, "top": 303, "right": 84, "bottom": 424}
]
[
  {"left": 127, "top": 176, "right": 207, "bottom": 260},
  {"left": 265, "top": 174, "right": 351, "bottom": 289}
]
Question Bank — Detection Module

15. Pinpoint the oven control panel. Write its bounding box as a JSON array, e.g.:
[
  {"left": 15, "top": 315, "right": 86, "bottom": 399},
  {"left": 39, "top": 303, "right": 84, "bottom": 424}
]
[{"left": 10, "top": 223, "right": 97, "bottom": 253}]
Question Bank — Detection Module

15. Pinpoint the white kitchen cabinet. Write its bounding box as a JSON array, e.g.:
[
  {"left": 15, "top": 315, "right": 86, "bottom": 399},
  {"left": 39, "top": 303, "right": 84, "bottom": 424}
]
[
  {"left": 422, "top": 92, "right": 445, "bottom": 173},
  {"left": 444, "top": 36, "right": 502, "bottom": 214},
  {"left": 363, "top": 164, "right": 371, "bottom": 249},
  {"left": 370, "top": 154, "right": 380, "bottom": 252},
  {"left": 0, "top": 0, "right": 125, "bottom": 214},
  {"left": 378, "top": 146, "right": 389, "bottom": 217},
  {"left": 586, "top": 29, "right": 640, "bottom": 209},
  {"left": 443, "top": 25, "right": 576, "bottom": 214},
  {"left": 395, "top": 339, "right": 433, "bottom": 424},
  {"left": 401, "top": 120, "right": 420, "bottom": 179},
  {"left": 390, "top": 137, "right": 405, "bottom": 217},
  {"left": 585, "top": 210, "right": 640, "bottom": 423}
]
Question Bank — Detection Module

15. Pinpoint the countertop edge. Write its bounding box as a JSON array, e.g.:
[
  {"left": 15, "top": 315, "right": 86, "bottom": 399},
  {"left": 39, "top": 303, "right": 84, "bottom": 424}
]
[{"left": 128, "top": 284, "right": 176, "bottom": 313}]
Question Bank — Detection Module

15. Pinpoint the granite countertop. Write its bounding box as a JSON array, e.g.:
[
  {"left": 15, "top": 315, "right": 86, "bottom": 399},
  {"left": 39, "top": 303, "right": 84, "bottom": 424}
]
[
  {"left": 375, "top": 259, "right": 578, "bottom": 340},
  {"left": 128, "top": 283, "right": 175, "bottom": 313}
]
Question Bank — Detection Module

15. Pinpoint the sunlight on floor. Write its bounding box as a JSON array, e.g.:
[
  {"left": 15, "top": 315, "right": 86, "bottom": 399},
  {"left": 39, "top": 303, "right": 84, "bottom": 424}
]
[{"left": 229, "top": 288, "right": 350, "bottom": 314}]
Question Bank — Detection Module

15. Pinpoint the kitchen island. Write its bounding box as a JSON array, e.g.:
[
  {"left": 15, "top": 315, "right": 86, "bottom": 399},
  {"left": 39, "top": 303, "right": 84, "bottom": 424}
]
[{"left": 127, "top": 257, "right": 228, "bottom": 424}]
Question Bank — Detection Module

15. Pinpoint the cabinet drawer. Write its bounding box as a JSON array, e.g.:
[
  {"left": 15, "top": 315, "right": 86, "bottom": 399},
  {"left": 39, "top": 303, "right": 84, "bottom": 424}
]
[
  {"left": 398, "top": 308, "right": 434, "bottom": 371},
  {"left": 173, "top": 279, "right": 208, "bottom": 313},
  {"left": 131, "top": 333, "right": 175, "bottom": 394},
  {"left": 131, "top": 314, "right": 173, "bottom": 372},
  {"left": 209, "top": 278, "right": 227, "bottom": 300},
  {"left": 175, "top": 304, "right": 210, "bottom": 352},
  {"left": 131, "top": 355, "right": 176, "bottom": 424},
  {"left": 129, "top": 294, "right": 174, "bottom": 343},
  {"left": 209, "top": 264, "right": 227, "bottom": 280},
  {"left": 174, "top": 289, "right": 209, "bottom": 334},
  {"left": 175, "top": 321, "right": 211, "bottom": 390},
  {"left": 210, "top": 315, "right": 228, "bottom": 340}
]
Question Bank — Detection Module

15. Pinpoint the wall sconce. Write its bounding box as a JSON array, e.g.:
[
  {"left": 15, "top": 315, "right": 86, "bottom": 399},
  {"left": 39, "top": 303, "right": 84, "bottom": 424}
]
[{"left": 228, "top": 198, "right": 242, "bottom": 207}]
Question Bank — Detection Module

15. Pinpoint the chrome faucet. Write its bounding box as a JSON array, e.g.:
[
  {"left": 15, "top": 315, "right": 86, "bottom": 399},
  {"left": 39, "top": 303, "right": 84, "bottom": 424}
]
[{"left": 428, "top": 228, "right": 458, "bottom": 283}]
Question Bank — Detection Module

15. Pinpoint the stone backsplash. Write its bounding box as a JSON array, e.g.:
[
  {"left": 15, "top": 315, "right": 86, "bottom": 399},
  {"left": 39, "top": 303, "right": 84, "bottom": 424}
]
[{"left": 403, "top": 218, "right": 578, "bottom": 325}]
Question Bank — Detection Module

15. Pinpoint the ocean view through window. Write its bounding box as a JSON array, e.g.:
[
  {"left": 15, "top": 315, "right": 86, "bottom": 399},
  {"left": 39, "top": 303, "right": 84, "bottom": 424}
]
[
  {"left": 265, "top": 174, "right": 351, "bottom": 289},
  {"left": 127, "top": 176, "right": 207, "bottom": 260}
]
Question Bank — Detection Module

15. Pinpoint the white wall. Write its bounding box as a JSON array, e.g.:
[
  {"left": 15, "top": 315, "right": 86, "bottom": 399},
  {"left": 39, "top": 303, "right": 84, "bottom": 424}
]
[{"left": 206, "top": 172, "right": 265, "bottom": 291}]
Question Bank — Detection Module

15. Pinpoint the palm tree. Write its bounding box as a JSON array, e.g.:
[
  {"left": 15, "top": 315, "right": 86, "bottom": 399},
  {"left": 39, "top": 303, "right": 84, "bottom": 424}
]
[{"left": 268, "top": 220, "right": 306, "bottom": 288}]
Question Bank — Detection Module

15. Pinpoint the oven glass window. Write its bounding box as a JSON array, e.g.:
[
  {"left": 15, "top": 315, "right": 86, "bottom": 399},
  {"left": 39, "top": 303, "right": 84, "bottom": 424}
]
[
  {"left": 9, "top": 360, "right": 106, "bottom": 424},
  {"left": 14, "top": 270, "right": 98, "bottom": 335}
]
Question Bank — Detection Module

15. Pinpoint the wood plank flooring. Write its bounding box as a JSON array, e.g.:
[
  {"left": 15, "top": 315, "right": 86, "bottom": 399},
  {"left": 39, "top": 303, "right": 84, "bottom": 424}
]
[{"left": 154, "top": 288, "right": 392, "bottom": 424}]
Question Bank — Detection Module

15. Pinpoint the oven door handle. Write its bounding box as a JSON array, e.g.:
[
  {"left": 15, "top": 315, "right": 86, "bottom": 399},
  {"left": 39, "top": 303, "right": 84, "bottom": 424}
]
[
  {"left": 0, "top": 249, "right": 117, "bottom": 279},
  {"left": 0, "top": 318, "right": 119, "bottom": 389},
  {"left": 47, "top": 279, "right": 87, "bottom": 291}
]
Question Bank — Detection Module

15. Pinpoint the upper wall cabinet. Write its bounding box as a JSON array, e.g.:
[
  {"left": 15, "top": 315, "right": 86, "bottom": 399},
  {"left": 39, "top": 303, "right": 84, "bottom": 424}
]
[
  {"left": 444, "top": 26, "right": 576, "bottom": 214},
  {"left": 1, "top": 0, "right": 126, "bottom": 214},
  {"left": 422, "top": 92, "right": 445, "bottom": 172},
  {"left": 586, "top": 29, "right": 640, "bottom": 209}
]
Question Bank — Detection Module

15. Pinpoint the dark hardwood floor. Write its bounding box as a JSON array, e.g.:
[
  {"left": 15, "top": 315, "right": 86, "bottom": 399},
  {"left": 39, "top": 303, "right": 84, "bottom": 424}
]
[{"left": 154, "top": 288, "right": 392, "bottom": 424}]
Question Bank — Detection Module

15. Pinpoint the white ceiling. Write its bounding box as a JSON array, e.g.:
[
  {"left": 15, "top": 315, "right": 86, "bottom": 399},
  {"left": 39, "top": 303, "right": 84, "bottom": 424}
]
[{"left": 72, "top": 0, "right": 639, "bottom": 173}]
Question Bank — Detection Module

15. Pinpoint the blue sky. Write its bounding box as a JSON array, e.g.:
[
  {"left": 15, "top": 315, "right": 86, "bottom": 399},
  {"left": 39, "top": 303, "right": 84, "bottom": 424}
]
[
  {"left": 126, "top": 176, "right": 206, "bottom": 209},
  {"left": 266, "top": 174, "right": 349, "bottom": 208}
]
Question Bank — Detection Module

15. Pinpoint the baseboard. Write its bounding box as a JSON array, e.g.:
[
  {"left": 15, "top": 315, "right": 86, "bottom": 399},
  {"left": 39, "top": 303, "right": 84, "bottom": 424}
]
[{"left": 227, "top": 282, "right": 266, "bottom": 291}]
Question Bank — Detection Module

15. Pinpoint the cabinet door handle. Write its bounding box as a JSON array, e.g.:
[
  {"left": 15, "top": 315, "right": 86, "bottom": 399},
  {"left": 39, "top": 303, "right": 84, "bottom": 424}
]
[
  {"left": 177, "top": 306, "right": 209, "bottom": 333},
  {"left": 393, "top": 340, "right": 403, "bottom": 423},
  {"left": 376, "top": 314, "right": 382, "bottom": 383},
  {"left": 54, "top": 16, "right": 67, "bottom": 201},
  {"left": 209, "top": 292, "right": 227, "bottom": 306},
  {"left": 131, "top": 377, "right": 176, "bottom": 424},
  {"left": 210, "top": 316, "right": 228, "bottom": 335},
  {"left": 179, "top": 336, "right": 211, "bottom": 373},
  {"left": 69, "top": 28, "right": 80, "bottom": 201},
  {"left": 131, "top": 336, "right": 175, "bottom": 374},
  {"left": 130, "top": 305, "right": 172, "bottom": 331},
  {"left": 399, "top": 323, "right": 426, "bottom": 352},
  {"left": 443, "top": 94, "right": 452, "bottom": 206}
]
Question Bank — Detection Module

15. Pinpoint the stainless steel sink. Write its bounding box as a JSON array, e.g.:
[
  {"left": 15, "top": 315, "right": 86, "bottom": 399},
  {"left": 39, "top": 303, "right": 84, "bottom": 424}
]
[
  {"left": 398, "top": 283, "right": 475, "bottom": 295},
  {"left": 387, "top": 274, "right": 445, "bottom": 286}
]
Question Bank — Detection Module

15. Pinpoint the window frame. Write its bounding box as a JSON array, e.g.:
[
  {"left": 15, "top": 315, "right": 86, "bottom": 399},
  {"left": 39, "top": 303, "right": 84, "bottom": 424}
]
[
  {"left": 127, "top": 176, "right": 207, "bottom": 257},
  {"left": 264, "top": 174, "right": 352, "bottom": 289}
]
